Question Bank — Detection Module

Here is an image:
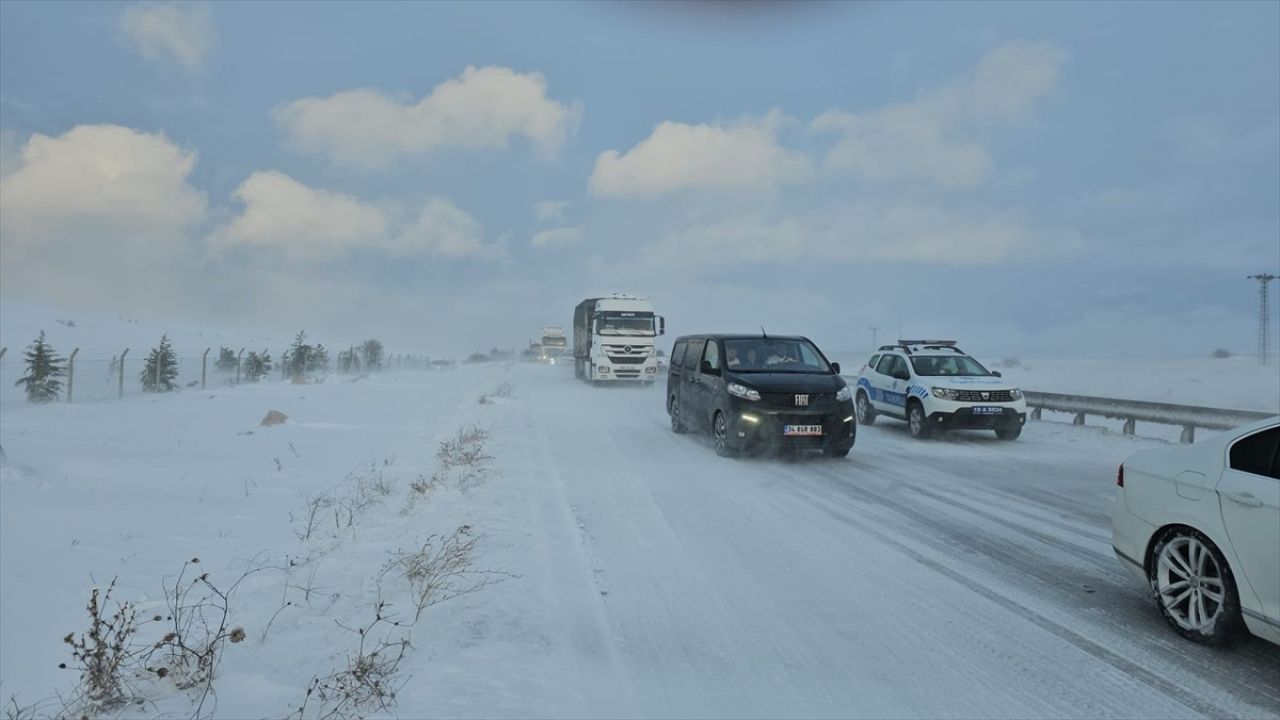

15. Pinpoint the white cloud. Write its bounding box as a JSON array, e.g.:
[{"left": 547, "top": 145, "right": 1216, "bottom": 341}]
[
  {"left": 642, "top": 203, "right": 1080, "bottom": 268},
  {"left": 211, "top": 171, "right": 388, "bottom": 259},
  {"left": 0, "top": 124, "right": 205, "bottom": 242},
  {"left": 0, "top": 124, "right": 207, "bottom": 307},
  {"left": 813, "top": 42, "right": 1063, "bottom": 189},
  {"left": 1163, "top": 115, "right": 1280, "bottom": 165},
  {"left": 396, "top": 197, "right": 502, "bottom": 260},
  {"left": 119, "top": 2, "right": 216, "bottom": 74},
  {"left": 588, "top": 109, "right": 813, "bottom": 198},
  {"left": 274, "top": 66, "right": 579, "bottom": 169},
  {"left": 535, "top": 200, "right": 570, "bottom": 223},
  {"left": 212, "top": 172, "right": 502, "bottom": 261},
  {"left": 530, "top": 225, "right": 582, "bottom": 249}
]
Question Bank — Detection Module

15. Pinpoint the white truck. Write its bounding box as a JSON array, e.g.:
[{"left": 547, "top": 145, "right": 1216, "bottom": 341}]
[
  {"left": 538, "top": 326, "right": 568, "bottom": 363},
  {"left": 573, "top": 294, "right": 665, "bottom": 384}
]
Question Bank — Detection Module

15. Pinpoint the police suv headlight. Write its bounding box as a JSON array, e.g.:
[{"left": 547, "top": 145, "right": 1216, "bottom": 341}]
[
  {"left": 1009, "top": 388, "right": 1022, "bottom": 400},
  {"left": 835, "top": 386, "right": 852, "bottom": 402},
  {"left": 931, "top": 387, "right": 960, "bottom": 400},
  {"left": 727, "top": 383, "right": 761, "bottom": 401}
]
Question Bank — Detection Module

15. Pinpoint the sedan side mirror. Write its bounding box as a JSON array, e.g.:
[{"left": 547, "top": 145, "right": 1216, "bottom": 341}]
[{"left": 991, "top": 370, "right": 1002, "bottom": 378}]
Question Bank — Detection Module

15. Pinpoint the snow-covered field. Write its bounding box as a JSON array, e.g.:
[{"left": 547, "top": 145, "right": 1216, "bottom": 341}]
[{"left": 3, "top": 358, "right": 1279, "bottom": 718}]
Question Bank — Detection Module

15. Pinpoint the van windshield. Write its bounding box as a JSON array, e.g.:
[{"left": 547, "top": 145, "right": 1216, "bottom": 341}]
[{"left": 724, "top": 339, "right": 830, "bottom": 374}]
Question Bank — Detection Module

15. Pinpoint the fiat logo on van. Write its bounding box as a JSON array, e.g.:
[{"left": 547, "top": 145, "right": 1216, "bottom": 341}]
[{"left": 795, "top": 394, "right": 809, "bottom": 407}]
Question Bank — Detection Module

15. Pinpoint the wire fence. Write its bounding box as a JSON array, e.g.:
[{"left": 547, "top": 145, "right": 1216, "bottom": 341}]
[{"left": 0, "top": 346, "right": 437, "bottom": 408}]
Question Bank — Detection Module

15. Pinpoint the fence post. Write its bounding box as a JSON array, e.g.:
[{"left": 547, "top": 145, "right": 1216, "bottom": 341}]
[
  {"left": 1030, "top": 407, "right": 1042, "bottom": 421},
  {"left": 1122, "top": 418, "right": 1136, "bottom": 435},
  {"left": 1180, "top": 426, "right": 1195, "bottom": 444},
  {"left": 1072, "top": 412, "right": 1086, "bottom": 426},
  {"left": 236, "top": 348, "right": 244, "bottom": 385},
  {"left": 202, "top": 348, "right": 210, "bottom": 389},
  {"left": 66, "top": 348, "right": 80, "bottom": 403},
  {"left": 118, "top": 348, "right": 129, "bottom": 398}
]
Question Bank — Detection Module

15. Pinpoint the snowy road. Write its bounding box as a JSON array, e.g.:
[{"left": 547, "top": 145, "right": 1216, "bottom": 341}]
[
  {"left": 511, "top": 364, "right": 1280, "bottom": 719},
  {"left": 2, "top": 362, "right": 1277, "bottom": 718}
]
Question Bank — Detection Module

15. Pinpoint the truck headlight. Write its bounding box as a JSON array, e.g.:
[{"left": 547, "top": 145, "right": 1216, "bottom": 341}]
[
  {"left": 1009, "top": 388, "right": 1022, "bottom": 400},
  {"left": 931, "top": 387, "right": 960, "bottom": 400},
  {"left": 727, "top": 382, "right": 761, "bottom": 401},
  {"left": 835, "top": 386, "right": 852, "bottom": 402}
]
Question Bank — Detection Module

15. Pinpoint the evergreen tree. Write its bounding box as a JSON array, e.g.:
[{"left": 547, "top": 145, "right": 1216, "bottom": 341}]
[
  {"left": 15, "top": 331, "right": 66, "bottom": 403},
  {"left": 140, "top": 335, "right": 179, "bottom": 392},
  {"left": 361, "top": 339, "right": 384, "bottom": 371},
  {"left": 243, "top": 350, "right": 272, "bottom": 383},
  {"left": 337, "top": 348, "right": 360, "bottom": 374},
  {"left": 308, "top": 343, "right": 330, "bottom": 373},
  {"left": 215, "top": 346, "right": 237, "bottom": 372},
  {"left": 284, "top": 331, "right": 310, "bottom": 380}
]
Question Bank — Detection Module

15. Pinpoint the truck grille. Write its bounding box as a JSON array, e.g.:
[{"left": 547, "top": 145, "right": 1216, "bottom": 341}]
[
  {"left": 954, "top": 389, "right": 1014, "bottom": 402},
  {"left": 607, "top": 355, "right": 647, "bottom": 364}
]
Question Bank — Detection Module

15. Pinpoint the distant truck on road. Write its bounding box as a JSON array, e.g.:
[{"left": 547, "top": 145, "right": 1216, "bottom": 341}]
[
  {"left": 539, "top": 326, "right": 568, "bottom": 363},
  {"left": 573, "top": 294, "right": 665, "bottom": 384}
]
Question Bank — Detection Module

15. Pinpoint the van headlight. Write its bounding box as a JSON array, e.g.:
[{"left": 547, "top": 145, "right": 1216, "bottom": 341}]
[
  {"left": 931, "top": 387, "right": 960, "bottom": 400},
  {"left": 1009, "top": 388, "right": 1022, "bottom": 400},
  {"left": 727, "top": 382, "right": 761, "bottom": 401},
  {"left": 835, "top": 386, "right": 852, "bottom": 402}
]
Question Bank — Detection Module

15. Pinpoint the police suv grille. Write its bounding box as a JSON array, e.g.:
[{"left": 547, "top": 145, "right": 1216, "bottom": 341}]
[
  {"left": 954, "top": 389, "right": 1014, "bottom": 402},
  {"left": 760, "top": 392, "right": 836, "bottom": 409}
]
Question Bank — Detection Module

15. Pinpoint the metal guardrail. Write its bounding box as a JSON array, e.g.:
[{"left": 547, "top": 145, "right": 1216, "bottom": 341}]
[
  {"left": 1022, "top": 391, "right": 1277, "bottom": 443},
  {"left": 838, "top": 374, "right": 1275, "bottom": 443}
]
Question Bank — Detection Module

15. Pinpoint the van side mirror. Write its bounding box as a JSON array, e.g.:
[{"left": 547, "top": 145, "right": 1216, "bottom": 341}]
[
  {"left": 991, "top": 370, "right": 1002, "bottom": 378},
  {"left": 700, "top": 360, "right": 719, "bottom": 376},
  {"left": 831, "top": 362, "right": 841, "bottom": 375}
]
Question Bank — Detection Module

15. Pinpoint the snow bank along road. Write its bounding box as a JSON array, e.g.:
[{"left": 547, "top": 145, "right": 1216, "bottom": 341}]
[{"left": 1, "top": 363, "right": 1277, "bottom": 718}]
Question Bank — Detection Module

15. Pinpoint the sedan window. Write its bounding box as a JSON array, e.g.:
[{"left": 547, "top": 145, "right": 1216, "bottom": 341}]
[{"left": 1229, "top": 427, "right": 1280, "bottom": 480}]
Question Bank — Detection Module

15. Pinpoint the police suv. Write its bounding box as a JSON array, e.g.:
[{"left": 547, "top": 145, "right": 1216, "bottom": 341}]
[{"left": 854, "top": 341, "right": 1027, "bottom": 440}]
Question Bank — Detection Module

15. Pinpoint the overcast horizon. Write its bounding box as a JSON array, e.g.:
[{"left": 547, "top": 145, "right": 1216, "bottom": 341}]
[{"left": 1, "top": 1, "right": 1278, "bottom": 358}]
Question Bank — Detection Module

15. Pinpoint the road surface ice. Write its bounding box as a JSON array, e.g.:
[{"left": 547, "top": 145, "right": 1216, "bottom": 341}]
[{"left": 1, "top": 362, "right": 1277, "bottom": 718}]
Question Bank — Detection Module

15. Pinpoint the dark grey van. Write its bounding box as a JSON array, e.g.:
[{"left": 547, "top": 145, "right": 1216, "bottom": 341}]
[{"left": 666, "top": 334, "right": 856, "bottom": 458}]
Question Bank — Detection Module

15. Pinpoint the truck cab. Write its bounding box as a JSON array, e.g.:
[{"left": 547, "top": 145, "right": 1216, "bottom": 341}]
[{"left": 573, "top": 294, "right": 666, "bottom": 384}]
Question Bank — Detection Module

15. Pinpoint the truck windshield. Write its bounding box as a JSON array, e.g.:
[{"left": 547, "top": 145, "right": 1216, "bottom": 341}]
[
  {"left": 724, "top": 339, "right": 831, "bottom": 374},
  {"left": 910, "top": 355, "right": 992, "bottom": 377},
  {"left": 597, "top": 314, "right": 654, "bottom": 335}
]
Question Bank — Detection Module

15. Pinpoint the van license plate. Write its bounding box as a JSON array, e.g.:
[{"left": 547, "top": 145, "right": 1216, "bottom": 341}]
[
  {"left": 971, "top": 406, "right": 1003, "bottom": 415},
  {"left": 784, "top": 424, "right": 823, "bottom": 436}
]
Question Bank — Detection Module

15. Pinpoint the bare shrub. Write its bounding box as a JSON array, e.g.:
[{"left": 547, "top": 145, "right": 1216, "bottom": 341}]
[
  {"left": 62, "top": 579, "right": 139, "bottom": 713},
  {"left": 436, "top": 425, "right": 493, "bottom": 493},
  {"left": 140, "top": 557, "right": 273, "bottom": 718},
  {"left": 379, "top": 525, "right": 505, "bottom": 622},
  {"left": 1211, "top": 348, "right": 1232, "bottom": 359},
  {"left": 402, "top": 474, "right": 445, "bottom": 514},
  {"left": 478, "top": 380, "right": 514, "bottom": 404},
  {"left": 286, "top": 602, "right": 410, "bottom": 720},
  {"left": 293, "top": 493, "right": 336, "bottom": 541}
]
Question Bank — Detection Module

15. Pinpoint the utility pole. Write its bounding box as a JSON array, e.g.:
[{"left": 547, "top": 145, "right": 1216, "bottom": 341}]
[
  {"left": 868, "top": 326, "right": 881, "bottom": 351},
  {"left": 1248, "top": 274, "right": 1277, "bottom": 365}
]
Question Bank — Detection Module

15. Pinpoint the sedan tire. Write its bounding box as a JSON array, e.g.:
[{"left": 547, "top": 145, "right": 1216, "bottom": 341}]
[{"left": 1149, "top": 527, "right": 1242, "bottom": 645}]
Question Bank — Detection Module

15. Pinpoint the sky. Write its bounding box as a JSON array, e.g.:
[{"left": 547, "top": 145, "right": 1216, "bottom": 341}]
[{"left": 1, "top": 0, "right": 1277, "bottom": 357}]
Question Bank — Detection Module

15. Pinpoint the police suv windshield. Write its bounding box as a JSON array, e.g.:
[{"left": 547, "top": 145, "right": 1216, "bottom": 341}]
[
  {"left": 724, "top": 339, "right": 831, "bottom": 374},
  {"left": 910, "top": 355, "right": 993, "bottom": 377}
]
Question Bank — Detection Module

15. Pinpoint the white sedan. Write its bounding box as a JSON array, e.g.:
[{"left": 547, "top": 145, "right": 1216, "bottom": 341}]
[{"left": 1112, "top": 416, "right": 1279, "bottom": 645}]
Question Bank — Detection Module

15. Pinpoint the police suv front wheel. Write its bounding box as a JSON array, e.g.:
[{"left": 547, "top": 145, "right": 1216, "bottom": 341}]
[
  {"left": 855, "top": 391, "right": 876, "bottom": 425},
  {"left": 907, "top": 402, "right": 932, "bottom": 439}
]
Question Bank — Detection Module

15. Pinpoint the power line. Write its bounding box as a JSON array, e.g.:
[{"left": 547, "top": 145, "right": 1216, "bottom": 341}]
[{"left": 1247, "top": 274, "right": 1277, "bottom": 365}]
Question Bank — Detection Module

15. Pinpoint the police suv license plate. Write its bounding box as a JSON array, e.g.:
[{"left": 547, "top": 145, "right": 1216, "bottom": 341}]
[
  {"left": 784, "top": 424, "right": 823, "bottom": 436},
  {"left": 971, "top": 406, "right": 1003, "bottom": 415}
]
